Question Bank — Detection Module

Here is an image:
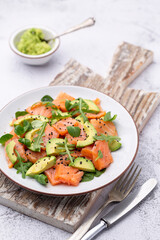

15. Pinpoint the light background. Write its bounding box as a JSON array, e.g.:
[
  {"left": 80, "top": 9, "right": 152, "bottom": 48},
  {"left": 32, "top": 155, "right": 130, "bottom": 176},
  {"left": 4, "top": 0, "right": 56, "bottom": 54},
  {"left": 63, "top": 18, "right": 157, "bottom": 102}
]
[{"left": 0, "top": 0, "right": 160, "bottom": 239}]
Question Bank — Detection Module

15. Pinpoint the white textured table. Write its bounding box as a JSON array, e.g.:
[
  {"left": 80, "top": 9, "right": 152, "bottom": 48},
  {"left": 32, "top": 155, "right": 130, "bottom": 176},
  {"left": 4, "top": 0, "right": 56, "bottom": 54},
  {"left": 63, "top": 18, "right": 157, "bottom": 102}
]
[{"left": 0, "top": 0, "right": 160, "bottom": 239}]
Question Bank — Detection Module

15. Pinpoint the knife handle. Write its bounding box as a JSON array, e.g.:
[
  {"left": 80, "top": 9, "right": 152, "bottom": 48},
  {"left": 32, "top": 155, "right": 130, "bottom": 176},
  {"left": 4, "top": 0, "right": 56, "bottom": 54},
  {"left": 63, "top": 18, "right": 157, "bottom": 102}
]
[{"left": 81, "top": 220, "right": 107, "bottom": 240}]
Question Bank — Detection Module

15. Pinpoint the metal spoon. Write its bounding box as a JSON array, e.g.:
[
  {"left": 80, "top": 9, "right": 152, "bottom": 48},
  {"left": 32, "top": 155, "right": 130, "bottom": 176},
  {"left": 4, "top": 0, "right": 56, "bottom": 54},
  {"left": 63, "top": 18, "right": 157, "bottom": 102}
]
[{"left": 43, "top": 17, "right": 95, "bottom": 43}]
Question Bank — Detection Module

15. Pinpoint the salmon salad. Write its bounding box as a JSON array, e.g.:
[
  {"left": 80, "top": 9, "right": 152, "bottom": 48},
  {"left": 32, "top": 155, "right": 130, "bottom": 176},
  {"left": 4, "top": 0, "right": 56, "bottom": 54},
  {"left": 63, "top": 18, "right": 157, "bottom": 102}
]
[{"left": 0, "top": 92, "right": 121, "bottom": 186}]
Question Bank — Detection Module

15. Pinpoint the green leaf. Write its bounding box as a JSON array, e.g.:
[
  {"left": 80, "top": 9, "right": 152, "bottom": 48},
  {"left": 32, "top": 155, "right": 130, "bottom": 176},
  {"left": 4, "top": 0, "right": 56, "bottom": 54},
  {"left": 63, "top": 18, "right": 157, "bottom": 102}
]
[
  {"left": 14, "top": 120, "right": 32, "bottom": 136},
  {"left": 81, "top": 169, "right": 106, "bottom": 182},
  {"left": 65, "top": 100, "right": 71, "bottom": 111},
  {"left": 67, "top": 126, "right": 81, "bottom": 137},
  {"left": 79, "top": 98, "right": 88, "bottom": 122},
  {"left": 94, "top": 134, "right": 121, "bottom": 143},
  {"left": 95, "top": 169, "right": 106, "bottom": 177},
  {"left": 14, "top": 150, "right": 27, "bottom": 178},
  {"left": 14, "top": 161, "right": 33, "bottom": 176},
  {"left": 18, "top": 138, "right": 31, "bottom": 147},
  {"left": 95, "top": 150, "right": 103, "bottom": 161},
  {"left": 104, "top": 112, "right": 117, "bottom": 122},
  {"left": 15, "top": 111, "right": 28, "bottom": 118},
  {"left": 41, "top": 95, "right": 53, "bottom": 102},
  {"left": 31, "top": 120, "right": 44, "bottom": 129},
  {"left": 14, "top": 125, "right": 25, "bottom": 136},
  {"left": 0, "top": 134, "right": 13, "bottom": 145},
  {"left": 42, "top": 102, "right": 57, "bottom": 109},
  {"left": 81, "top": 172, "right": 95, "bottom": 182},
  {"left": 34, "top": 174, "right": 48, "bottom": 185},
  {"left": 32, "top": 122, "right": 46, "bottom": 152},
  {"left": 23, "top": 120, "right": 32, "bottom": 132}
]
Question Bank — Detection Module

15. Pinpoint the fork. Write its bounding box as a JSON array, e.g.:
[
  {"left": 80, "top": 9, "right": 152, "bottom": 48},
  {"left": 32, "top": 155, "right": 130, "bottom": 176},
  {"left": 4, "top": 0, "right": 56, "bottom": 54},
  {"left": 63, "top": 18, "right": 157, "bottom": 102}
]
[{"left": 67, "top": 163, "right": 141, "bottom": 240}]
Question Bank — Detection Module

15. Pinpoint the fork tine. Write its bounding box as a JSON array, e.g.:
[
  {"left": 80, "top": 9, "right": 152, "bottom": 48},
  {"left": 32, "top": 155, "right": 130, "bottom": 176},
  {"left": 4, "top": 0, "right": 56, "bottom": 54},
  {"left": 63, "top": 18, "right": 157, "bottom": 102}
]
[
  {"left": 123, "top": 168, "right": 141, "bottom": 196},
  {"left": 117, "top": 162, "right": 135, "bottom": 191},
  {"left": 113, "top": 173, "right": 126, "bottom": 190},
  {"left": 121, "top": 165, "right": 140, "bottom": 194}
]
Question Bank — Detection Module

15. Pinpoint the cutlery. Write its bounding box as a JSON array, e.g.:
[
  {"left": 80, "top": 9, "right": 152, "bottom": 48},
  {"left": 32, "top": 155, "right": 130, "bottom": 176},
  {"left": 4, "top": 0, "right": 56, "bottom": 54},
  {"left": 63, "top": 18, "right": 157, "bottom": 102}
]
[
  {"left": 81, "top": 178, "right": 157, "bottom": 240},
  {"left": 43, "top": 17, "right": 95, "bottom": 43},
  {"left": 68, "top": 163, "right": 141, "bottom": 240}
]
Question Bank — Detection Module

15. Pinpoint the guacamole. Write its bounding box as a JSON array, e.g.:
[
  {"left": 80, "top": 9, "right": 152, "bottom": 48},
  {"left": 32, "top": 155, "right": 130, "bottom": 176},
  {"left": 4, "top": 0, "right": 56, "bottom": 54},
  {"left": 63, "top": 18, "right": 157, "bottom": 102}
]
[{"left": 17, "top": 28, "right": 52, "bottom": 55}]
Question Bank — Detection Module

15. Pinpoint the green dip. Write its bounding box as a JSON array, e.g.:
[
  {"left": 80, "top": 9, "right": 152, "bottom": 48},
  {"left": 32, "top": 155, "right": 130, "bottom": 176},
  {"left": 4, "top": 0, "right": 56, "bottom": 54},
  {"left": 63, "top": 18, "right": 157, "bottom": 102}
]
[{"left": 17, "top": 28, "right": 52, "bottom": 55}]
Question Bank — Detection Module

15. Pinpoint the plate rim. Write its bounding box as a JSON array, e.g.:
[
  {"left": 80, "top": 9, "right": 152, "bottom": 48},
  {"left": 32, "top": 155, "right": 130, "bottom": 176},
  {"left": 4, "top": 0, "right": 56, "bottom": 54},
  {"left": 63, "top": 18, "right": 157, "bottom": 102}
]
[{"left": 0, "top": 85, "right": 139, "bottom": 196}]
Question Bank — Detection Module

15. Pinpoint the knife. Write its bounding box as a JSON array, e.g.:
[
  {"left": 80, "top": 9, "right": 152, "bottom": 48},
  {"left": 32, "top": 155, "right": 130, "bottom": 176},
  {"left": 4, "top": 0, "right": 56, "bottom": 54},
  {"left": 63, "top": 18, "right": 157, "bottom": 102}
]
[{"left": 81, "top": 178, "right": 157, "bottom": 240}]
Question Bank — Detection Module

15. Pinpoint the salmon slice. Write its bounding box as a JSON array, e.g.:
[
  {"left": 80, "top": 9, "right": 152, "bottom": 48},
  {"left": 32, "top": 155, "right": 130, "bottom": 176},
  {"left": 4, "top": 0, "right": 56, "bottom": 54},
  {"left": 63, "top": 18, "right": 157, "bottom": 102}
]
[
  {"left": 90, "top": 119, "right": 117, "bottom": 136},
  {"left": 92, "top": 140, "right": 113, "bottom": 170},
  {"left": 53, "top": 92, "right": 75, "bottom": 112},
  {"left": 42, "top": 124, "right": 59, "bottom": 148},
  {"left": 26, "top": 102, "right": 52, "bottom": 118},
  {"left": 81, "top": 145, "right": 94, "bottom": 160},
  {"left": 45, "top": 168, "right": 61, "bottom": 186},
  {"left": 54, "top": 164, "right": 84, "bottom": 186},
  {"left": 25, "top": 149, "right": 47, "bottom": 163},
  {"left": 53, "top": 117, "right": 78, "bottom": 135},
  {"left": 66, "top": 122, "right": 87, "bottom": 145},
  {"left": 56, "top": 155, "right": 70, "bottom": 166}
]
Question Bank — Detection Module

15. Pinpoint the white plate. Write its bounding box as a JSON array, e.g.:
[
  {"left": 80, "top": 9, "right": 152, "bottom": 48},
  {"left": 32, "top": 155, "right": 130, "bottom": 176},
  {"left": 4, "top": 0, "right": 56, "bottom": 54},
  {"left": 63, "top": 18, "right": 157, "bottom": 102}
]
[{"left": 0, "top": 86, "right": 139, "bottom": 196}]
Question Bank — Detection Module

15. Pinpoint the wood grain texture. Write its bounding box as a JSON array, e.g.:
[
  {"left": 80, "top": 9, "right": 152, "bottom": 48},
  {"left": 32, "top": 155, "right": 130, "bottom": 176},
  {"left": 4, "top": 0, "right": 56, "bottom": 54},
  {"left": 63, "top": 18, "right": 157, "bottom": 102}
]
[{"left": 0, "top": 42, "right": 159, "bottom": 233}]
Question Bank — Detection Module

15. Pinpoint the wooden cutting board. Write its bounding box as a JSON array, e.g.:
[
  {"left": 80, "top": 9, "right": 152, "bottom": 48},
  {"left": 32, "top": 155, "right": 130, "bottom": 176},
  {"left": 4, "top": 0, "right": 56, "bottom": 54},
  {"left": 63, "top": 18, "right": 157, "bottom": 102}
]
[{"left": 0, "top": 42, "right": 160, "bottom": 233}]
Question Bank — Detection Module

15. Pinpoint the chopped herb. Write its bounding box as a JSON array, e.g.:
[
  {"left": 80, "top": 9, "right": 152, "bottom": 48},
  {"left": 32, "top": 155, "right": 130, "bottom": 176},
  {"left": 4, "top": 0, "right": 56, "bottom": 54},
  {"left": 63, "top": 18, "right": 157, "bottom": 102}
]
[
  {"left": 95, "top": 150, "right": 103, "bottom": 161},
  {"left": 0, "top": 134, "right": 13, "bottom": 145},
  {"left": 15, "top": 111, "right": 28, "bottom": 118},
  {"left": 103, "top": 112, "right": 117, "bottom": 122},
  {"left": 67, "top": 126, "right": 81, "bottom": 137},
  {"left": 41, "top": 95, "right": 53, "bottom": 102},
  {"left": 14, "top": 150, "right": 30, "bottom": 178},
  {"left": 32, "top": 122, "right": 47, "bottom": 152}
]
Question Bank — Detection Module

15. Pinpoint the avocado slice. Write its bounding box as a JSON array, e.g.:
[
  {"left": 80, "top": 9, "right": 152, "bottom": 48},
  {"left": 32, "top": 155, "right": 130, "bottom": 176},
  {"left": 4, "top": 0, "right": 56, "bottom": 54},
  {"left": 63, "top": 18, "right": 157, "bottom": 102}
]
[
  {"left": 51, "top": 109, "right": 71, "bottom": 125},
  {"left": 26, "top": 156, "right": 56, "bottom": 176},
  {"left": 109, "top": 140, "right": 121, "bottom": 151},
  {"left": 70, "top": 157, "right": 95, "bottom": 172},
  {"left": 71, "top": 99, "right": 100, "bottom": 113},
  {"left": 10, "top": 115, "right": 49, "bottom": 126},
  {"left": 6, "top": 140, "right": 17, "bottom": 164},
  {"left": 25, "top": 128, "right": 40, "bottom": 151},
  {"left": 77, "top": 121, "right": 97, "bottom": 148},
  {"left": 46, "top": 138, "right": 65, "bottom": 156}
]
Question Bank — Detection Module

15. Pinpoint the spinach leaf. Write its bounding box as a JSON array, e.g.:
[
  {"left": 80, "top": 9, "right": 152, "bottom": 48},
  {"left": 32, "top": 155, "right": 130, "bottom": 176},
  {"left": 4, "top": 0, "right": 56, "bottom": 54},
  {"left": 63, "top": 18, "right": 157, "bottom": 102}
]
[
  {"left": 95, "top": 150, "right": 103, "bottom": 161},
  {"left": 0, "top": 134, "right": 13, "bottom": 145},
  {"left": 31, "top": 120, "right": 44, "bottom": 129},
  {"left": 15, "top": 111, "right": 28, "bottom": 118},
  {"left": 81, "top": 169, "right": 106, "bottom": 182},
  {"left": 18, "top": 138, "right": 31, "bottom": 147},
  {"left": 79, "top": 98, "right": 88, "bottom": 122},
  {"left": 34, "top": 174, "right": 48, "bottom": 185},
  {"left": 81, "top": 172, "right": 95, "bottom": 182},
  {"left": 32, "top": 122, "right": 46, "bottom": 152},
  {"left": 67, "top": 126, "right": 81, "bottom": 137},
  {"left": 65, "top": 100, "right": 71, "bottom": 111},
  {"left": 104, "top": 112, "right": 117, "bottom": 122},
  {"left": 41, "top": 95, "right": 53, "bottom": 102},
  {"left": 14, "top": 120, "right": 32, "bottom": 136}
]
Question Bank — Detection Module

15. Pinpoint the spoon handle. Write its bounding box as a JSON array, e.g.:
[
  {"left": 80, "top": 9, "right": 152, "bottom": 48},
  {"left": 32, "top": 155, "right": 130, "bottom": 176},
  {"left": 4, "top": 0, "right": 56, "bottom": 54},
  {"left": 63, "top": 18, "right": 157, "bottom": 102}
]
[{"left": 54, "top": 17, "right": 95, "bottom": 39}]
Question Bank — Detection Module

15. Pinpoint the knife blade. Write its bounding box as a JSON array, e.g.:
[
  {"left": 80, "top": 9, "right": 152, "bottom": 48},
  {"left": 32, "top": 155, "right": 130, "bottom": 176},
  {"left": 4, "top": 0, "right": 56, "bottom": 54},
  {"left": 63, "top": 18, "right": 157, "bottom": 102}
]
[{"left": 81, "top": 178, "right": 157, "bottom": 240}]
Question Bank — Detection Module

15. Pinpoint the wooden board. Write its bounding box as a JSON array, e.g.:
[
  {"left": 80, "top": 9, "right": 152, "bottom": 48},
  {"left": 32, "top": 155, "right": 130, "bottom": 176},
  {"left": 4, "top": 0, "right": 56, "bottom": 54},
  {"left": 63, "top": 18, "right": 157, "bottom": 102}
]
[{"left": 0, "top": 42, "right": 159, "bottom": 233}]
